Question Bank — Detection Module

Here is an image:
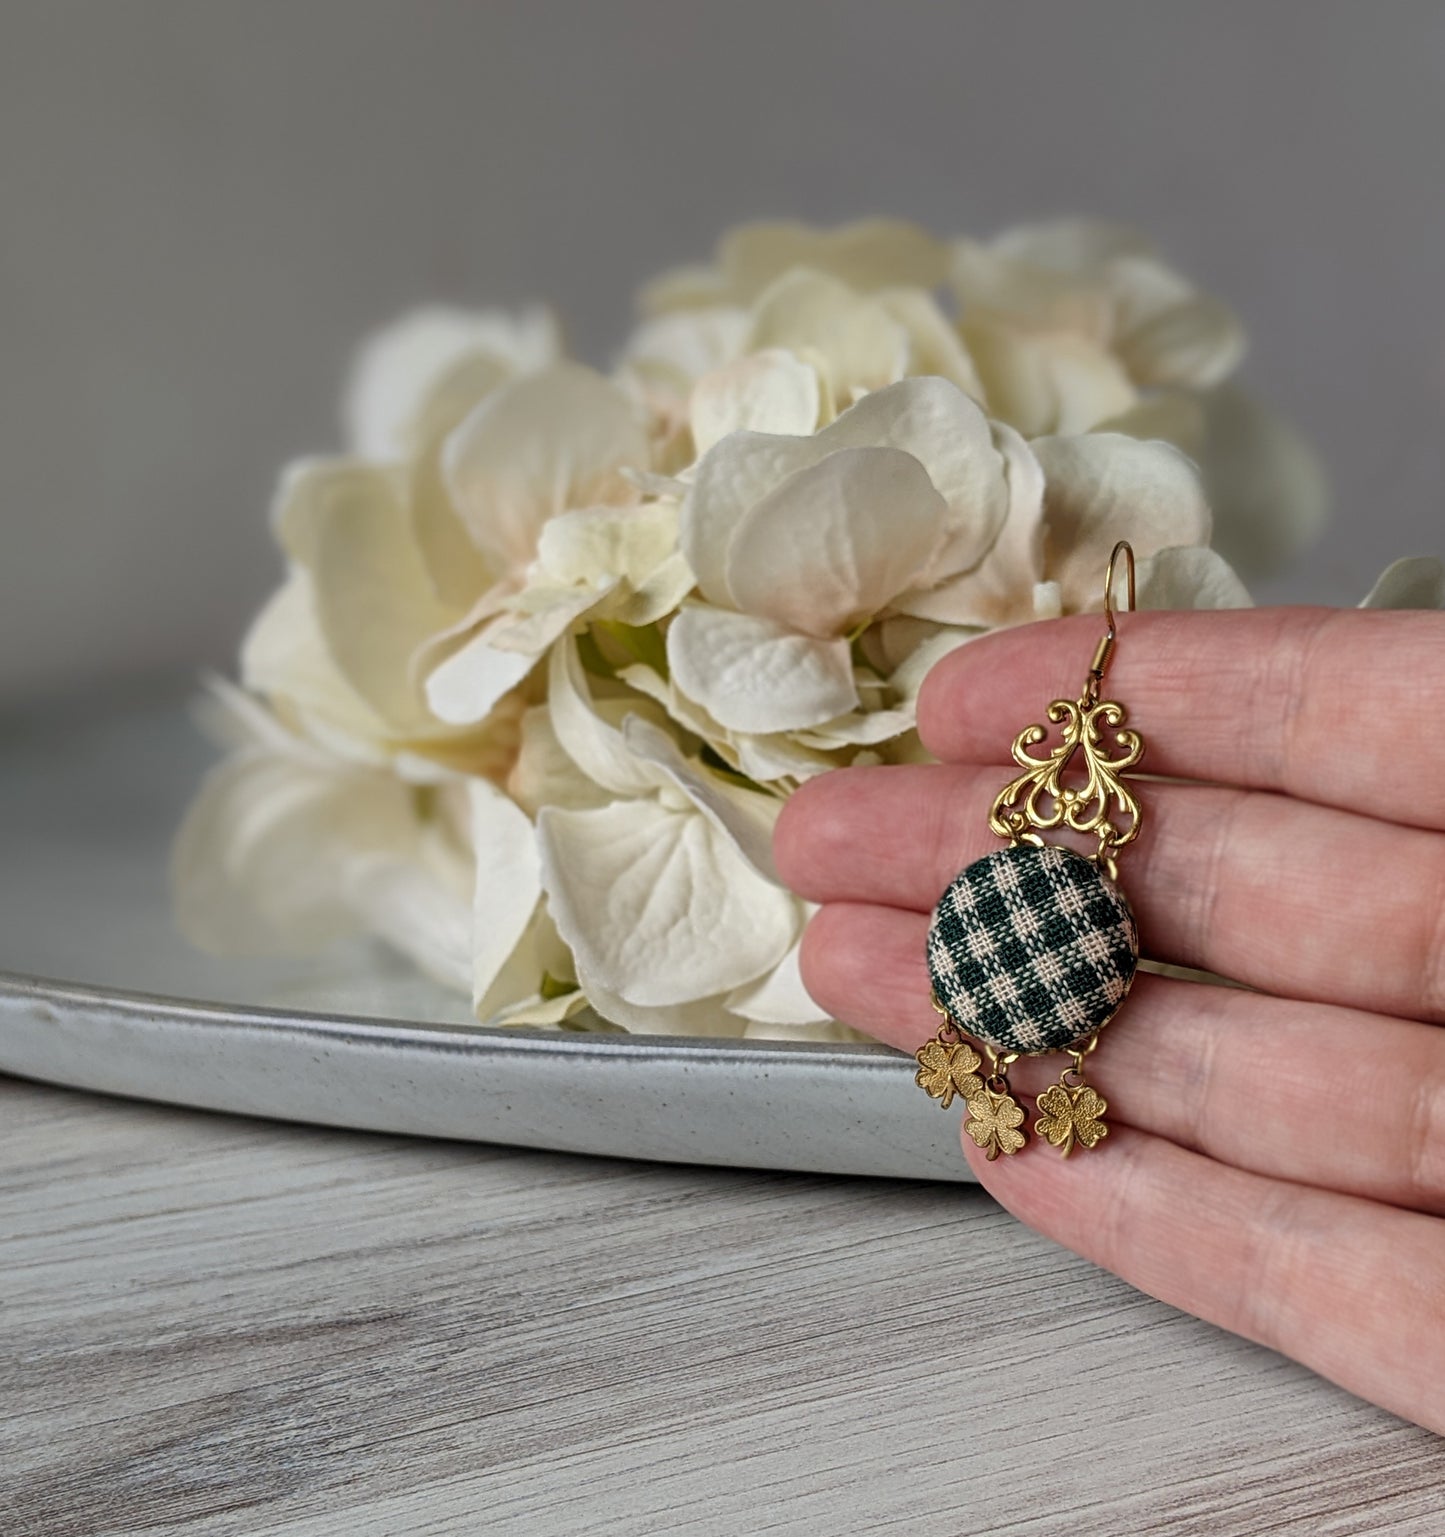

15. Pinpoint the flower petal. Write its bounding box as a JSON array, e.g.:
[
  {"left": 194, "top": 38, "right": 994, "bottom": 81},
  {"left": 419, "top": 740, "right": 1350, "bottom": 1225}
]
[
  {"left": 1033, "top": 581, "right": 1064, "bottom": 620},
  {"left": 961, "top": 315, "right": 1137, "bottom": 437},
  {"left": 424, "top": 629, "right": 538, "bottom": 726},
  {"left": 538, "top": 798, "right": 797, "bottom": 1007},
  {"left": 347, "top": 839, "right": 474, "bottom": 995},
  {"left": 726, "top": 446, "right": 947, "bottom": 637},
  {"left": 620, "top": 714, "right": 782, "bottom": 881},
  {"left": 408, "top": 452, "right": 498, "bottom": 612},
  {"left": 1105, "top": 256, "right": 1246, "bottom": 389},
  {"left": 1096, "top": 390, "right": 1206, "bottom": 456},
  {"left": 1359, "top": 556, "right": 1445, "bottom": 610},
  {"left": 617, "top": 662, "right": 839, "bottom": 784},
  {"left": 569, "top": 963, "right": 745, "bottom": 1036},
  {"left": 690, "top": 349, "right": 822, "bottom": 458},
  {"left": 443, "top": 363, "right": 647, "bottom": 575},
  {"left": 477, "top": 899, "right": 584, "bottom": 1025},
  {"left": 343, "top": 304, "right": 560, "bottom": 460},
  {"left": 240, "top": 572, "right": 391, "bottom": 744},
  {"left": 877, "top": 287, "right": 984, "bottom": 396},
  {"left": 1199, "top": 384, "right": 1329, "bottom": 580},
  {"left": 680, "top": 429, "right": 809, "bottom": 608},
  {"left": 616, "top": 308, "right": 752, "bottom": 439},
  {"left": 608, "top": 550, "right": 697, "bottom": 627},
  {"left": 508, "top": 704, "right": 614, "bottom": 816},
  {"left": 725, "top": 939, "right": 833, "bottom": 1027},
  {"left": 299, "top": 463, "right": 462, "bottom": 731},
  {"left": 194, "top": 675, "right": 312, "bottom": 758},
  {"left": 791, "top": 707, "right": 916, "bottom": 749},
  {"left": 719, "top": 217, "right": 948, "bottom": 300},
  {"left": 951, "top": 234, "right": 1114, "bottom": 339},
  {"left": 483, "top": 586, "right": 606, "bottom": 656},
  {"left": 887, "top": 627, "right": 975, "bottom": 702},
  {"left": 747, "top": 269, "right": 908, "bottom": 401},
  {"left": 623, "top": 306, "right": 751, "bottom": 378},
  {"left": 637, "top": 263, "right": 735, "bottom": 315},
  {"left": 741, "top": 1016, "right": 864, "bottom": 1043},
  {"left": 667, "top": 604, "right": 858, "bottom": 734},
  {"left": 680, "top": 377, "right": 1004, "bottom": 609},
  {"left": 536, "top": 500, "right": 680, "bottom": 588},
  {"left": 546, "top": 635, "right": 671, "bottom": 799},
  {"left": 1136, "top": 545, "right": 1253, "bottom": 610},
  {"left": 270, "top": 457, "right": 337, "bottom": 566},
  {"left": 172, "top": 751, "right": 415, "bottom": 954},
  {"left": 894, "top": 421, "right": 1045, "bottom": 627},
  {"left": 732, "top": 733, "right": 840, "bottom": 784},
  {"left": 379, "top": 316, "right": 559, "bottom": 610},
  {"left": 469, "top": 778, "right": 544, "bottom": 1013},
  {"left": 818, "top": 378, "right": 1008, "bottom": 580},
  {"left": 992, "top": 218, "right": 1156, "bottom": 269},
  {"left": 491, "top": 988, "right": 591, "bottom": 1028},
  {"left": 1033, "top": 433, "right": 1212, "bottom": 612}
]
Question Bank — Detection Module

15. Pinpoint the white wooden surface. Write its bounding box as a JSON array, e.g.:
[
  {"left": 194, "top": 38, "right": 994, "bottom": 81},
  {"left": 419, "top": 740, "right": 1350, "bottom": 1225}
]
[{"left": 3, "top": 1076, "right": 1443, "bottom": 1536}]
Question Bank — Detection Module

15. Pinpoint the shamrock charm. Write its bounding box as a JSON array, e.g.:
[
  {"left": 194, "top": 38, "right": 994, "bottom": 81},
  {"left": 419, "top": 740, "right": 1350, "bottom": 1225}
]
[
  {"left": 914, "top": 1037, "right": 984, "bottom": 1109},
  {"left": 1034, "top": 1080, "right": 1109, "bottom": 1157},
  {"left": 964, "top": 1086, "right": 1028, "bottom": 1160}
]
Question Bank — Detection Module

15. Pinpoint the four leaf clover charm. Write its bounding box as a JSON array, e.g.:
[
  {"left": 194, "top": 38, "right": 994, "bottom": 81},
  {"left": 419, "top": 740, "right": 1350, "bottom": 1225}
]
[
  {"left": 1034, "top": 1080, "right": 1110, "bottom": 1158},
  {"left": 914, "top": 1037, "right": 983, "bottom": 1109},
  {"left": 963, "top": 1086, "right": 1028, "bottom": 1160}
]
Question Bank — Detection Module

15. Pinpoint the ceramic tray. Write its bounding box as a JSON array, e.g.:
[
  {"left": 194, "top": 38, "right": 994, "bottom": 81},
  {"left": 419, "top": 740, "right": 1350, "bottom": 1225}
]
[{"left": 0, "top": 686, "right": 971, "bottom": 1181}]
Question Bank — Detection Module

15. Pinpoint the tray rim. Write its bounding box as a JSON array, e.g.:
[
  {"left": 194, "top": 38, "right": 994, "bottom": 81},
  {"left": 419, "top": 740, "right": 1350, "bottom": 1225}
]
[{"left": 0, "top": 966, "right": 911, "bottom": 1073}]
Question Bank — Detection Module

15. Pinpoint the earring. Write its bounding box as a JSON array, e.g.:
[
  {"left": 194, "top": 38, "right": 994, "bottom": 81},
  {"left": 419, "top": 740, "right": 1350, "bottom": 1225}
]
[{"left": 916, "top": 541, "right": 1144, "bottom": 1158}]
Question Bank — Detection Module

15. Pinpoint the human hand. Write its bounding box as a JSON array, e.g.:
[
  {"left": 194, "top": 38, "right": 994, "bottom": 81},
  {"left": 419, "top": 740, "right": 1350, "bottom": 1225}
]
[{"left": 775, "top": 607, "right": 1445, "bottom": 1434}]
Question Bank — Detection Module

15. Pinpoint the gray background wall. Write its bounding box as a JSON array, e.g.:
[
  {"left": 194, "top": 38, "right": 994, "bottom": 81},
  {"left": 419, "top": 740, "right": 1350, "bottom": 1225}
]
[{"left": 1, "top": 1, "right": 1441, "bottom": 705}]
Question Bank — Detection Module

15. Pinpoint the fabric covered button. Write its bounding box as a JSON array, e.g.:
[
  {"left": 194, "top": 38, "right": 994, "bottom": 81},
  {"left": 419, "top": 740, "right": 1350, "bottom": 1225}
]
[{"left": 926, "top": 843, "right": 1138, "bottom": 1055}]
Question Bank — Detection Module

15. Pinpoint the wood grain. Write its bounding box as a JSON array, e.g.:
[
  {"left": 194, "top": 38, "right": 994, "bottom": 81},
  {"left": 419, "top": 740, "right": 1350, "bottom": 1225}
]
[{"left": 2, "top": 1076, "right": 1441, "bottom": 1536}]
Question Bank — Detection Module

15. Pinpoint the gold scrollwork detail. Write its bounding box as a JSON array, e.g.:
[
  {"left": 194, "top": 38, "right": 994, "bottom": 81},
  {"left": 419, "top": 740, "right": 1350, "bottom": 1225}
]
[{"left": 988, "top": 692, "right": 1144, "bottom": 866}]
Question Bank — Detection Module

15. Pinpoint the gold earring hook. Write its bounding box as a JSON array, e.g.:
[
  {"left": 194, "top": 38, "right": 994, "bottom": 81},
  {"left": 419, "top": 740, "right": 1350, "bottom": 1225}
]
[
  {"left": 1102, "top": 539, "right": 1136, "bottom": 640},
  {"left": 1087, "top": 540, "right": 1135, "bottom": 699}
]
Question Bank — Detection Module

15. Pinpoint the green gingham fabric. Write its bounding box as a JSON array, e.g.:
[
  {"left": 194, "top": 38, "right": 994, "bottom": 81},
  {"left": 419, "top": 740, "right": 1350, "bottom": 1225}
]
[{"left": 926, "top": 843, "right": 1138, "bottom": 1055}]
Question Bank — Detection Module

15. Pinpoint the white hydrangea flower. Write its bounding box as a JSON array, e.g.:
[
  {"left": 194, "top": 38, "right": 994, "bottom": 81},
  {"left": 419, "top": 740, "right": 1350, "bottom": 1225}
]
[
  {"left": 951, "top": 219, "right": 1246, "bottom": 404},
  {"left": 618, "top": 219, "right": 971, "bottom": 460},
  {"left": 668, "top": 376, "right": 1011, "bottom": 736},
  {"left": 239, "top": 303, "right": 572, "bottom": 773},
  {"left": 533, "top": 638, "right": 849, "bottom": 1038},
  {"left": 176, "top": 217, "right": 1349, "bottom": 1044},
  {"left": 950, "top": 220, "right": 1325, "bottom": 577},
  {"left": 420, "top": 362, "right": 688, "bottom": 725},
  {"left": 343, "top": 304, "right": 561, "bottom": 462},
  {"left": 743, "top": 269, "right": 981, "bottom": 407},
  {"left": 902, "top": 430, "right": 1231, "bottom": 628},
  {"left": 628, "top": 214, "right": 1323, "bottom": 582},
  {"left": 172, "top": 681, "right": 476, "bottom": 992},
  {"left": 1359, "top": 555, "right": 1445, "bottom": 609},
  {"left": 240, "top": 459, "right": 524, "bottom": 781},
  {"left": 250, "top": 357, "right": 683, "bottom": 763},
  {"left": 640, "top": 217, "right": 950, "bottom": 312}
]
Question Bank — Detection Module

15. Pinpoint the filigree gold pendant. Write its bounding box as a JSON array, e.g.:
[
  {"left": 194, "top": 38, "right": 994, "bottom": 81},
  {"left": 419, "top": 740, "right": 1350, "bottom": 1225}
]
[{"left": 915, "top": 541, "right": 1144, "bottom": 1157}]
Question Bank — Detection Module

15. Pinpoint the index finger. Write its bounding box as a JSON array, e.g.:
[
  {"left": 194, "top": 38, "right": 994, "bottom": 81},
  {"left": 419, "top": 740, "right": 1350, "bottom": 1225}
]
[{"left": 917, "top": 607, "right": 1445, "bottom": 831}]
